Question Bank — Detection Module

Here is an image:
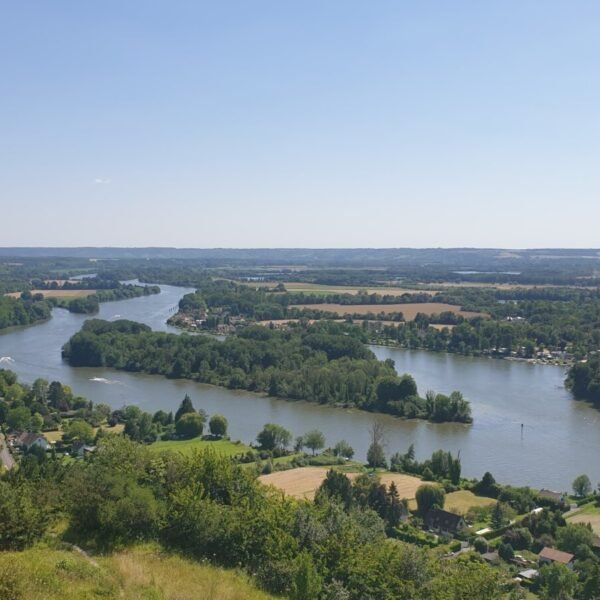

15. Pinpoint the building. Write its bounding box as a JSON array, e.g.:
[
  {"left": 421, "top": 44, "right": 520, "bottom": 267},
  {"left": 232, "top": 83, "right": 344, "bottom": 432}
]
[
  {"left": 15, "top": 432, "right": 50, "bottom": 451},
  {"left": 425, "top": 509, "right": 466, "bottom": 536},
  {"left": 537, "top": 489, "right": 566, "bottom": 505},
  {"left": 538, "top": 547, "right": 575, "bottom": 569}
]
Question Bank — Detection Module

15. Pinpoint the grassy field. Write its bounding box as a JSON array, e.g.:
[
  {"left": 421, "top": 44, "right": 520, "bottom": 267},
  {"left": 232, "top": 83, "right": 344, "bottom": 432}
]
[
  {"left": 566, "top": 503, "right": 600, "bottom": 534},
  {"left": 149, "top": 437, "right": 252, "bottom": 457},
  {"left": 290, "top": 302, "right": 486, "bottom": 320},
  {"left": 6, "top": 289, "right": 96, "bottom": 298},
  {"left": 444, "top": 490, "right": 496, "bottom": 514},
  {"left": 43, "top": 423, "right": 125, "bottom": 444},
  {"left": 258, "top": 466, "right": 423, "bottom": 501},
  {"left": 0, "top": 544, "right": 274, "bottom": 600}
]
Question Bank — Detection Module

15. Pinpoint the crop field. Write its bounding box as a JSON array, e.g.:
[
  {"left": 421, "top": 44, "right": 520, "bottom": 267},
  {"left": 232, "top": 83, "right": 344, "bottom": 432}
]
[
  {"left": 258, "top": 466, "right": 424, "bottom": 501},
  {"left": 289, "top": 302, "right": 486, "bottom": 320},
  {"left": 6, "top": 289, "right": 95, "bottom": 298},
  {"left": 566, "top": 504, "right": 600, "bottom": 534},
  {"left": 280, "top": 282, "right": 439, "bottom": 295}
]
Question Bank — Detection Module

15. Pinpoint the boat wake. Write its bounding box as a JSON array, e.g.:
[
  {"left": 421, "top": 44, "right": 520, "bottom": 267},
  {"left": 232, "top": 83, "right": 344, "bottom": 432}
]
[
  {"left": 89, "top": 377, "right": 122, "bottom": 385},
  {"left": 0, "top": 356, "right": 15, "bottom": 364}
]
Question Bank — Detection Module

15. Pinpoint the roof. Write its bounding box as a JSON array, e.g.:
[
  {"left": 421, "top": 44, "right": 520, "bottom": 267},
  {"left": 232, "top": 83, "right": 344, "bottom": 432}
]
[
  {"left": 538, "top": 547, "right": 574, "bottom": 564},
  {"left": 538, "top": 489, "right": 564, "bottom": 501},
  {"left": 16, "top": 432, "right": 44, "bottom": 446},
  {"left": 425, "top": 508, "right": 465, "bottom": 532},
  {"left": 519, "top": 569, "right": 539, "bottom": 580},
  {"left": 481, "top": 552, "right": 499, "bottom": 562}
]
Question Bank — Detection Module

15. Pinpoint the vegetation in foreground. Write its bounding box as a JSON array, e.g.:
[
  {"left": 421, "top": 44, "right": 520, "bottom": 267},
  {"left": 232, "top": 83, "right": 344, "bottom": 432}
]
[{"left": 0, "top": 543, "right": 274, "bottom": 600}]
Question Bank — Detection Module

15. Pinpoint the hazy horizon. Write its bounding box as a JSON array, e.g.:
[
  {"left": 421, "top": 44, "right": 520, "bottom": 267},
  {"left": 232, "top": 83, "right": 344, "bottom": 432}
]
[{"left": 2, "top": 2, "right": 599, "bottom": 247}]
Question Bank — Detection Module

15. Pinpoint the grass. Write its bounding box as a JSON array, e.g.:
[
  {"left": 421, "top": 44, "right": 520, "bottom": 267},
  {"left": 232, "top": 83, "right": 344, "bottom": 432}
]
[
  {"left": 0, "top": 543, "right": 274, "bottom": 600},
  {"left": 444, "top": 490, "right": 496, "bottom": 515},
  {"left": 43, "top": 423, "right": 125, "bottom": 444},
  {"left": 149, "top": 437, "right": 252, "bottom": 457}
]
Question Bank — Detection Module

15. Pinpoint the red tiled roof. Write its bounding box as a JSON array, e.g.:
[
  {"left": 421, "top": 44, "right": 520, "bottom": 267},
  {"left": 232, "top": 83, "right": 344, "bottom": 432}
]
[{"left": 538, "top": 547, "right": 574, "bottom": 564}]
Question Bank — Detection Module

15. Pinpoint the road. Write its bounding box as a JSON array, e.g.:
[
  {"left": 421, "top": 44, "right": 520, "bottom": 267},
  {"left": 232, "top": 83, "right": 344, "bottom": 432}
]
[{"left": 0, "top": 432, "right": 16, "bottom": 470}]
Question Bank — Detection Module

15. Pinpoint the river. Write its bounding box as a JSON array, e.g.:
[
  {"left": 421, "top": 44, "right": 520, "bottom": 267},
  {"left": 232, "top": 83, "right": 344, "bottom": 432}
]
[{"left": 1, "top": 283, "right": 598, "bottom": 491}]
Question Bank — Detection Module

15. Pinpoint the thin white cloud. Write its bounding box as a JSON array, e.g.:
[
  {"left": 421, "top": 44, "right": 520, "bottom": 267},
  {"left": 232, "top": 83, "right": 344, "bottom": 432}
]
[{"left": 93, "top": 177, "right": 111, "bottom": 185}]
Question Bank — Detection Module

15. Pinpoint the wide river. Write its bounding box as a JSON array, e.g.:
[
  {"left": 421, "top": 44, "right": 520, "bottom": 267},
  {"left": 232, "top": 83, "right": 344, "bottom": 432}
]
[{"left": 1, "top": 284, "right": 598, "bottom": 490}]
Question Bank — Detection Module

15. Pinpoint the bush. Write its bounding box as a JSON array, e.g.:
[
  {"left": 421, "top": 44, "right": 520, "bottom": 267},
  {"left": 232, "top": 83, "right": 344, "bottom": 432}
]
[{"left": 473, "top": 537, "right": 489, "bottom": 553}]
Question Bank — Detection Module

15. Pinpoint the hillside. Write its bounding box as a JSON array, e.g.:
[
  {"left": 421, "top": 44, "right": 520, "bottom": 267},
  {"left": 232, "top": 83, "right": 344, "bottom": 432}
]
[{"left": 0, "top": 544, "right": 274, "bottom": 600}]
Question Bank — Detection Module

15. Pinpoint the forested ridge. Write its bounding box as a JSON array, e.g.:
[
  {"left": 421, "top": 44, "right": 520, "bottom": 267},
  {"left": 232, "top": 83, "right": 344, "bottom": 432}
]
[{"left": 62, "top": 319, "right": 472, "bottom": 423}]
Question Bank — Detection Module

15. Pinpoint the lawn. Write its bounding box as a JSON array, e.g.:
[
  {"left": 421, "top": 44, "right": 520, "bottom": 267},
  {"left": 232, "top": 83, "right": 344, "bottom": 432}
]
[
  {"left": 43, "top": 423, "right": 125, "bottom": 444},
  {"left": 444, "top": 490, "right": 496, "bottom": 515},
  {"left": 149, "top": 437, "right": 251, "bottom": 457}
]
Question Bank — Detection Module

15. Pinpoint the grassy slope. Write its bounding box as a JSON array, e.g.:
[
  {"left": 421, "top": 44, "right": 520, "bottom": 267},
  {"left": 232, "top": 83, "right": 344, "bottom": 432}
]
[
  {"left": 0, "top": 544, "right": 274, "bottom": 600},
  {"left": 148, "top": 437, "right": 251, "bottom": 457}
]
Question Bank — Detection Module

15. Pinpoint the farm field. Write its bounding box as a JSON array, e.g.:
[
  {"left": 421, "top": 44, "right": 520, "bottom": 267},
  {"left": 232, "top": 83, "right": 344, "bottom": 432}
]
[
  {"left": 6, "top": 289, "right": 95, "bottom": 298},
  {"left": 444, "top": 490, "right": 496, "bottom": 514},
  {"left": 566, "top": 503, "right": 600, "bottom": 534},
  {"left": 280, "top": 282, "right": 439, "bottom": 295},
  {"left": 258, "top": 466, "right": 424, "bottom": 501},
  {"left": 289, "top": 302, "right": 486, "bottom": 320},
  {"left": 149, "top": 437, "right": 251, "bottom": 457}
]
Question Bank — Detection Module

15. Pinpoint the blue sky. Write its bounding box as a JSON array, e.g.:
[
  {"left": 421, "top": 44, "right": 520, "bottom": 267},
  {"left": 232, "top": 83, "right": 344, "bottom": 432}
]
[{"left": 1, "top": 2, "right": 599, "bottom": 247}]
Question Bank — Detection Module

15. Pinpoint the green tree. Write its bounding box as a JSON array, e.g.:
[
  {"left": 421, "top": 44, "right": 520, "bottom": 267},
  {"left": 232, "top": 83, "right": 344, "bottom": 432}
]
[
  {"left": 333, "top": 439, "right": 354, "bottom": 459},
  {"left": 291, "top": 552, "right": 322, "bottom": 600},
  {"left": 366, "top": 421, "right": 386, "bottom": 468},
  {"left": 63, "top": 419, "right": 95, "bottom": 444},
  {"left": 556, "top": 523, "right": 594, "bottom": 556},
  {"left": 175, "top": 394, "right": 195, "bottom": 422},
  {"left": 209, "top": 414, "right": 228, "bottom": 438},
  {"left": 572, "top": 474, "right": 592, "bottom": 497},
  {"left": 0, "top": 482, "right": 47, "bottom": 550},
  {"left": 175, "top": 413, "right": 204, "bottom": 438},
  {"left": 256, "top": 423, "right": 292, "bottom": 451},
  {"left": 303, "top": 429, "right": 325, "bottom": 455},
  {"left": 415, "top": 484, "right": 445, "bottom": 516},
  {"left": 6, "top": 406, "right": 31, "bottom": 431},
  {"left": 537, "top": 562, "right": 579, "bottom": 600}
]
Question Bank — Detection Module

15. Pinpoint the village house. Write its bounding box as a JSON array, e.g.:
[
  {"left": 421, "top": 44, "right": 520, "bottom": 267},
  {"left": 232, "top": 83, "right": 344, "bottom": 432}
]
[
  {"left": 14, "top": 432, "right": 50, "bottom": 452},
  {"left": 538, "top": 547, "right": 575, "bottom": 569},
  {"left": 71, "top": 440, "right": 97, "bottom": 458},
  {"left": 537, "top": 489, "right": 567, "bottom": 506},
  {"left": 424, "top": 508, "right": 466, "bottom": 536}
]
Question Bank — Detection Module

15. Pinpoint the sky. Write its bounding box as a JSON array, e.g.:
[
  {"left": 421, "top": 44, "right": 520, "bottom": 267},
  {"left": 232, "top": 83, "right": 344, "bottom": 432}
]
[{"left": 1, "top": 1, "right": 599, "bottom": 248}]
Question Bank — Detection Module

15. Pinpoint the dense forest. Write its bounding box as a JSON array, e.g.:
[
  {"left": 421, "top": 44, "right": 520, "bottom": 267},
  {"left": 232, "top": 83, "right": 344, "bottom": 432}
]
[
  {"left": 62, "top": 319, "right": 472, "bottom": 423},
  {"left": 566, "top": 355, "right": 600, "bottom": 403},
  {"left": 0, "top": 294, "right": 52, "bottom": 330}
]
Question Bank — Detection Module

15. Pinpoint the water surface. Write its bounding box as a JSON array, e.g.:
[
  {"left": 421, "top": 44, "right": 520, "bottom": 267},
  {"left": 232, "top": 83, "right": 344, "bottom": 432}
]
[{"left": 1, "top": 284, "right": 598, "bottom": 490}]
